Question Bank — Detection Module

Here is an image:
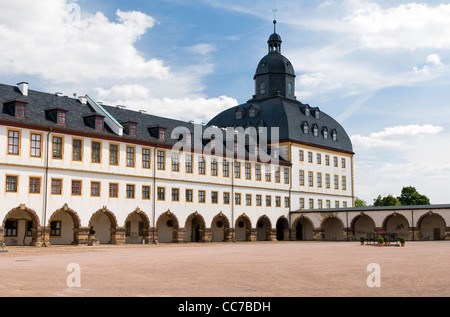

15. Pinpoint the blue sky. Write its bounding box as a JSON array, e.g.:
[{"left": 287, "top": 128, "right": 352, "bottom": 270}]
[{"left": 1, "top": 0, "right": 450, "bottom": 204}]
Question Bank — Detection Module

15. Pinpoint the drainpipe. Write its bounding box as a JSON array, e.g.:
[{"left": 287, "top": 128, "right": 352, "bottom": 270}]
[
  {"left": 42, "top": 128, "right": 52, "bottom": 247},
  {"left": 288, "top": 143, "right": 293, "bottom": 240},
  {"left": 231, "top": 158, "right": 235, "bottom": 242},
  {"left": 411, "top": 209, "right": 414, "bottom": 241},
  {"left": 151, "top": 143, "right": 158, "bottom": 244}
]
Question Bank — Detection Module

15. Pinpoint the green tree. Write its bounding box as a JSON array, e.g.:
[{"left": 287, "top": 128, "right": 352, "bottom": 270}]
[
  {"left": 373, "top": 194, "right": 401, "bottom": 206},
  {"left": 355, "top": 197, "right": 367, "bottom": 207},
  {"left": 398, "top": 186, "right": 430, "bottom": 205}
]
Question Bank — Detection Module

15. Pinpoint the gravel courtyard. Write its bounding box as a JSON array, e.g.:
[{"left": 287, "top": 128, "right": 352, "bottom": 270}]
[{"left": 0, "top": 241, "right": 449, "bottom": 297}]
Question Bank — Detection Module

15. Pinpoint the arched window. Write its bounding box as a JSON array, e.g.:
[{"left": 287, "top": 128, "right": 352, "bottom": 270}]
[{"left": 288, "top": 82, "right": 292, "bottom": 96}]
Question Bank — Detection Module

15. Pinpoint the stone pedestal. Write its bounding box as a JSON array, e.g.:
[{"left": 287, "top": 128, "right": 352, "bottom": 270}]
[{"left": 88, "top": 234, "right": 99, "bottom": 246}]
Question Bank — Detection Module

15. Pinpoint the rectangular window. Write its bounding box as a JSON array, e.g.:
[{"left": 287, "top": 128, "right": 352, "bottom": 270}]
[
  {"left": 317, "top": 153, "right": 321, "bottom": 164},
  {"left": 245, "top": 163, "right": 251, "bottom": 180},
  {"left": 52, "top": 136, "right": 63, "bottom": 159},
  {"left": 109, "top": 143, "right": 118, "bottom": 165},
  {"left": 317, "top": 172, "right": 322, "bottom": 188},
  {"left": 50, "top": 221, "right": 61, "bottom": 236},
  {"left": 211, "top": 191, "right": 218, "bottom": 204},
  {"left": 142, "top": 186, "right": 150, "bottom": 200},
  {"left": 265, "top": 165, "right": 271, "bottom": 182},
  {"left": 308, "top": 152, "right": 313, "bottom": 163},
  {"left": 30, "top": 133, "right": 42, "bottom": 157},
  {"left": 299, "top": 170, "right": 304, "bottom": 186},
  {"left": 256, "top": 195, "right": 262, "bottom": 206},
  {"left": 342, "top": 176, "right": 347, "bottom": 190},
  {"left": 172, "top": 152, "right": 179, "bottom": 172},
  {"left": 199, "top": 190, "right": 206, "bottom": 203},
  {"left": 91, "top": 182, "right": 100, "bottom": 197},
  {"left": 198, "top": 156, "right": 206, "bottom": 175},
  {"left": 157, "top": 187, "right": 165, "bottom": 200},
  {"left": 126, "top": 184, "right": 135, "bottom": 199},
  {"left": 334, "top": 156, "right": 338, "bottom": 167},
  {"left": 223, "top": 192, "right": 230, "bottom": 204},
  {"left": 234, "top": 161, "right": 241, "bottom": 179},
  {"left": 284, "top": 197, "right": 290, "bottom": 208},
  {"left": 299, "top": 198, "right": 305, "bottom": 209},
  {"left": 284, "top": 168, "right": 289, "bottom": 184},
  {"left": 109, "top": 183, "right": 118, "bottom": 198},
  {"left": 335, "top": 201, "right": 340, "bottom": 208},
  {"left": 275, "top": 196, "right": 281, "bottom": 207},
  {"left": 334, "top": 175, "right": 339, "bottom": 189},
  {"left": 185, "top": 154, "right": 193, "bottom": 173},
  {"left": 325, "top": 155, "right": 330, "bottom": 166},
  {"left": 51, "top": 179, "right": 62, "bottom": 195},
  {"left": 326, "top": 174, "right": 330, "bottom": 189},
  {"left": 235, "top": 193, "right": 241, "bottom": 205},
  {"left": 318, "top": 200, "right": 323, "bottom": 209},
  {"left": 6, "top": 176, "right": 18, "bottom": 192},
  {"left": 308, "top": 171, "right": 314, "bottom": 187},
  {"left": 326, "top": 200, "right": 331, "bottom": 208},
  {"left": 172, "top": 188, "right": 179, "bottom": 201},
  {"left": 157, "top": 150, "right": 165, "bottom": 170},
  {"left": 341, "top": 158, "right": 346, "bottom": 168},
  {"left": 211, "top": 159, "right": 218, "bottom": 176},
  {"left": 57, "top": 112, "right": 66, "bottom": 125},
  {"left": 5, "top": 220, "right": 17, "bottom": 237},
  {"left": 126, "top": 146, "right": 135, "bottom": 167},
  {"left": 266, "top": 195, "right": 271, "bottom": 207},
  {"left": 29, "top": 177, "right": 41, "bottom": 194},
  {"left": 343, "top": 201, "right": 348, "bottom": 208},
  {"left": 309, "top": 199, "right": 314, "bottom": 209},
  {"left": 246, "top": 194, "right": 252, "bottom": 206},
  {"left": 223, "top": 160, "right": 229, "bottom": 177},
  {"left": 255, "top": 164, "right": 261, "bottom": 181},
  {"left": 72, "top": 180, "right": 82, "bottom": 196},
  {"left": 275, "top": 167, "right": 280, "bottom": 183},
  {"left": 95, "top": 117, "right": 103, "bottom": 130},
  {"left": 91, "top": 141, "right": 101, "bottom": 163},
  {"left": 125, "top": 222, "right": 131, "bottom": 236},
  {"left": 185, "top": 189, "right": 193, "bottom": 202},
  {"left": 299, "top": 150, "right": 304, "bottom": 161},
  {"left": 142, "top": 148, "right": 151, "bottom": 169},
  {"left": 72, "top": 139, "right": 83, "bottom": 161},
  {"left": 16, "top": 104, "right": 26, "bottom": 118}
]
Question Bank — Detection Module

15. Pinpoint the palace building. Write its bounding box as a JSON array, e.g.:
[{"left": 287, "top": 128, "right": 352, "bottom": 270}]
[{"left": 0, "top": 21, "right": 357, "bottom": 246}]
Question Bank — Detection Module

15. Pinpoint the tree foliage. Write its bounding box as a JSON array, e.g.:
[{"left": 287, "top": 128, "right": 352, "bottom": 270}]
[
  {"left": 373, "top": 194, "right": 401, "bottom": 206},
  {"left": 398, "top": 186, "right": 430, "bottom": 205},
  {"left": 355, "top": 197, "right": 367, "bottom": 207}
]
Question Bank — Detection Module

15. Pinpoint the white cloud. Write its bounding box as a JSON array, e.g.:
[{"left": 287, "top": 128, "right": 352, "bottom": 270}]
[
  {"left": 187, "top": 43, "right": 217, "bottom": 55},
  {"left": 351, "top": 124, "right": 444, "bottom": 150}
]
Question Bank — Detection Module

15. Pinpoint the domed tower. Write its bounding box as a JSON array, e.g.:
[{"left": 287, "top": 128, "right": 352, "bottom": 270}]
[{"left": 253, "top": 20, "right": 296, "bottom": 100}]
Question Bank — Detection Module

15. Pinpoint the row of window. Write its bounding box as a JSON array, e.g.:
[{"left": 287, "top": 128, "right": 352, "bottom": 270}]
[
  {"left": 3, "top": 175, "right": 290, "bottom": 206},
  {"left": 299, "top": 198, "right": 348, "bottom": 209},
  {"left": 299, "top": 171, "right": 347, "bottom": 190},
  {"left": 299, "top": 150, "right": 347, "bottom": 168}
]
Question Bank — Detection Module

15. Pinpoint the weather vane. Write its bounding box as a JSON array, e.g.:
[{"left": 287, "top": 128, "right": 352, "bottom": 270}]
[{"left": 272, "top": 5, "right": 278, "bottom": 32}]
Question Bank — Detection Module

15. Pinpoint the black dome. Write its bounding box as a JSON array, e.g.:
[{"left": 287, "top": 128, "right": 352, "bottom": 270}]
[{"left": 255, "top": 53, "right": 295, "bottom": 78}]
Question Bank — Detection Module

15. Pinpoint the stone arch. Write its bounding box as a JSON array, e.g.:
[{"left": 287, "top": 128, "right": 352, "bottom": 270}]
[
  {"left": 417, "top": 212, "right": 446, "bottom": 240},
  {"left": 185, "top": 212, "right": 207, "bottom": 242},
  {"left": 156, "top": 211, "right": 179, "bottom": 243},
  {"left": 211, "top": 212, "right": 231, "bottom": 242},
  {"left": 88, "top": 207, "right": 118, "bottom": 244},
  {"left": 256, "top": 215, "right": 272, "bottom": 241},
  {"left": 124, "top": 208, "right": 151, "bottom": 244},
  {"left": 234, "top": 214, "right": 252, "bottom": 241},
  {"left": 383, "top": 213, "right": 410, "bottom": 239},
  {"left": 276, "top": 216, "right": 289, "bottom": 241},
  {"left": 320, "top": 215, "right": 345, "bottom": 241},
  {"left": 292, "top": 216, "right": 314, "bottom": 241},
  {"left": 351, "top": 213, "right": 376, "bottom": 240},
  {"left": 48, "top": 204, "right": 81, "bottom": 245},
  {"left": 3, "top": 204, "right": 41, "bottom": 246}
]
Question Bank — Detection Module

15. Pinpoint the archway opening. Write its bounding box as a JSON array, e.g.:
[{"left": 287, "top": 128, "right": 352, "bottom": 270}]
[
  {"left": 3, "top": 206, "right": 40, "bottom": 246},
  {"left": 322, "top": 217, "right": 344, "bottom": 241},
  {"left": 156, "top": 212, "right": 179, "bottom": 243}
]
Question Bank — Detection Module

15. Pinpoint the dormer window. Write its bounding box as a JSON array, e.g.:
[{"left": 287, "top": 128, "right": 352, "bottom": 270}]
[
  {"left": 120, "top": 121, "right": 138, "bottom": 136},
  {"left": 302, "top": 122, "right": 309, "bottom": 134},
  {"left": 313, "top": 108, "right": 320, "bottom": 119},
  {"left": 323, "top": 127, "right": 328, "bottom": 139},
  {"left": 95, "top": 117, "right": 104, "bottom": 130},
  {"left": 249, "top": 108, "right": 256, "bottom": 118},
  {"left": 305, "top": 107, "right": 310, "bottom": 117},
  {"left": 331, "top": 130, "right": 337, "bottom": 141},
  {"left": 16, "top": 103, "right": 26, "bottom": 118},
  {"left": 235, "top": 107, "right": 245, "bottom": 120},
  {"left": 57, "top": 111, "right": 66, "bottom": 125},
  {"left": 159, "top": 129, "right": 165, "bottom": 140},
  {"left": 313, "top": 124, "right": 319, "bottom": 137}
]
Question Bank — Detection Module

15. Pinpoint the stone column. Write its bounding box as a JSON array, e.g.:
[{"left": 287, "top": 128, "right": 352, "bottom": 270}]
[
  {"left": 203, "top": 228, "right": 212, "bottom": 242},
  {"left": 249, "top": 228, "right": 257, "bottom": 241},
  {"left": 176, "top": 228, "right": 186, "bottom": 243},
  {"left": 35, "top": 227, "right": 51, "bottom": 247},
  {"left": 112, "top": 227, "right": 126, "bottom": 245},
  {"left": 77, "top": 227, "right": 90, "bottom": 245}
]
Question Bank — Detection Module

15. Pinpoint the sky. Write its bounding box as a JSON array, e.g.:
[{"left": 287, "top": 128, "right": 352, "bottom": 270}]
[{"left": 1, "top": 0, "right": 450, "bottom": 204}]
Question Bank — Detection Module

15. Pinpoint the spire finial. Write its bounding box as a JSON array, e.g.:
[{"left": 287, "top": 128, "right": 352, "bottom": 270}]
[{"left": 272, "top": 6, "right": 278, "bottom": 33}]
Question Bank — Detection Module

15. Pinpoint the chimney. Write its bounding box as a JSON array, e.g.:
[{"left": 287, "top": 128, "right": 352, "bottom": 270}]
[
  {"left": 78, "top": 95, "right": 87, "bottom": 104},
  {"left": 17, "top": 82, "right": 28, "bottom": 96}
]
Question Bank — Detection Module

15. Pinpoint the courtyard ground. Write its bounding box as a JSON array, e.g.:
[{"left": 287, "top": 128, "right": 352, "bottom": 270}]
[{"left": 0, "top": 240, "right": 449, "bottom": 298}]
